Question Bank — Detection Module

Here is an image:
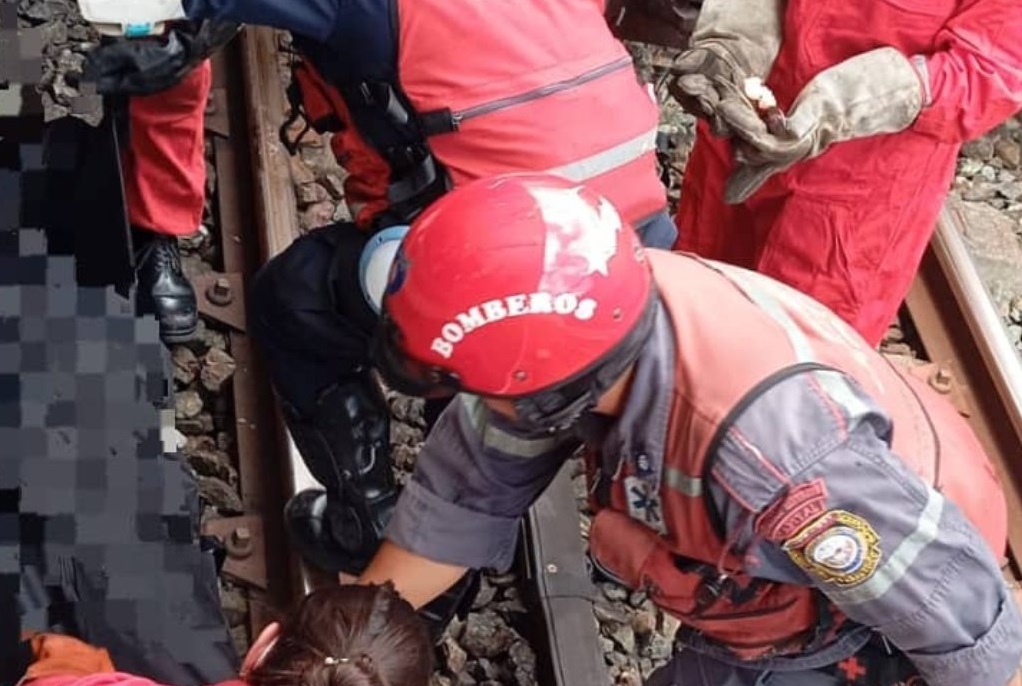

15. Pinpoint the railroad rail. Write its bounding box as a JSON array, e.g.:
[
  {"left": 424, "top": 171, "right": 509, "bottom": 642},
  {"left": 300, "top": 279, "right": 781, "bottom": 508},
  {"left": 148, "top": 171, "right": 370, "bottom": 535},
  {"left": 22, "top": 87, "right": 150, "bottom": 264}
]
[
  {"left": 193, "top": 33, "right": 296, "bottom": 638},
  {"left": 904, "top": 207, "right": 1022, "bottom": 579},
  {"left": 193, "top": 23, "right": 1022, "bottom": 686}
]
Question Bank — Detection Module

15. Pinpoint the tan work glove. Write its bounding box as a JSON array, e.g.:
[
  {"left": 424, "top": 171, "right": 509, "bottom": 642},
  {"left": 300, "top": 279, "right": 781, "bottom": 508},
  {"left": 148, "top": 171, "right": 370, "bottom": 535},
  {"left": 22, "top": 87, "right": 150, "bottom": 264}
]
[
  {"left": 719, "top": 46, "right": 928, "bottom": 204},
  {"left": 668, "top": 0, "right": 784, "bottom": 137}
]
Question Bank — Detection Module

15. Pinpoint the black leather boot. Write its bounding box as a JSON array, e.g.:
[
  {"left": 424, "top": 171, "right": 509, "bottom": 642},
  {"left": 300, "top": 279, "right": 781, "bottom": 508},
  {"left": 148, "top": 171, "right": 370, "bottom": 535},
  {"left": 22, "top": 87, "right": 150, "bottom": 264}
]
[
  {"left": 133, "top": 227, "right": 198, "bottom": 343},
  {"left": 282, "top": 375, "right": 398, "bottom": 576},
  {"left": 282, "top": 375, "right": 481, "bottom": 639}
]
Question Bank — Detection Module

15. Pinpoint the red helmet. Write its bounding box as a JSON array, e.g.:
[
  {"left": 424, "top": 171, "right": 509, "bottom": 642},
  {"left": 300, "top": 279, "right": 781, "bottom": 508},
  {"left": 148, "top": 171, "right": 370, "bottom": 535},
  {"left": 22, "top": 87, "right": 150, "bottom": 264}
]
[{"left": 372, "top": 174, "right": 657, "bottom": 428}]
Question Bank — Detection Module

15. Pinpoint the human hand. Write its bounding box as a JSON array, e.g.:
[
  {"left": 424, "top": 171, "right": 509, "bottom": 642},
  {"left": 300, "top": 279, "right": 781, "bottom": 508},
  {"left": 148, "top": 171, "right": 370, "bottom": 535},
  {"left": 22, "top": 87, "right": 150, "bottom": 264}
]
[
  {"left": 668, "top": 47, "right": 748, "bottom": 137},
  {"left": 719, "top": 46, "right": 926, "bottom": 204},
  {"left": 715, "top": 95, "right": 811, "bottom": 203}
]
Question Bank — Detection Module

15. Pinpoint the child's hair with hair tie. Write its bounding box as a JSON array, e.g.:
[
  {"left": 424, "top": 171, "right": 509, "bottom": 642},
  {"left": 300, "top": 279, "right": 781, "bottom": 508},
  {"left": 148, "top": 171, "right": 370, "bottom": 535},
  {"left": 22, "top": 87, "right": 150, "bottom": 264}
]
[{"left": 247, "top": 582, "right": 433, "bottom": 686}]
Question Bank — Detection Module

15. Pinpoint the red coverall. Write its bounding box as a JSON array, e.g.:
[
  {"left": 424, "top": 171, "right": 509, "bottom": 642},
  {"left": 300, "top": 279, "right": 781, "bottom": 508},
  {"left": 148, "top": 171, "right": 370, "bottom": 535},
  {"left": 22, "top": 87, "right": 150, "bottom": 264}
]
[
  {"left": 122, "top": 59, "right": 212, "bottom": 237},
  {"left": 674, "top": 0, "right": 1022, "bottom": 346}
]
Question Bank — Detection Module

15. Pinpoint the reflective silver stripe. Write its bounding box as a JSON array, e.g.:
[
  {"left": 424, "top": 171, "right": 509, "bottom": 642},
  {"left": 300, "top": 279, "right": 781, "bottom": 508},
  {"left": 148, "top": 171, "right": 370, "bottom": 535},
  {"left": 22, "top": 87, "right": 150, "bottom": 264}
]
[
  {"left": 829, "top": 487, "right": 945, "bottom": 605},
  {"left": 711, "top": 260, "right": 887, "bottom": 392},
  {"left": 462, "top": 396, "right": 562, "bottom": 459},
  {"left": 706, "top": 262, "right": 886, "bottom": 417},
  {"left": 712, "top": 265, "right": 815, "bottom": 364},
  {"left": 665, "top": 466, "right": 703, "bottom": 497},
  {"left": 543, "top": 127, "right": 657, "bottom": 183},
  {"left": 812, "top": 369, "right": 873, "bottom": 423}
]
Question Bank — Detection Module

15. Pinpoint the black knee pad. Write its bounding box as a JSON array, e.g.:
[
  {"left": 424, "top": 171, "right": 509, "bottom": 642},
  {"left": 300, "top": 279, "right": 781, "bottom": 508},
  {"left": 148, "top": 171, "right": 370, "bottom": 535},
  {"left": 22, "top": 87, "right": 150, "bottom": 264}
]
[{"left": 246, "top": 227, "right": 339, "bottom": 348}]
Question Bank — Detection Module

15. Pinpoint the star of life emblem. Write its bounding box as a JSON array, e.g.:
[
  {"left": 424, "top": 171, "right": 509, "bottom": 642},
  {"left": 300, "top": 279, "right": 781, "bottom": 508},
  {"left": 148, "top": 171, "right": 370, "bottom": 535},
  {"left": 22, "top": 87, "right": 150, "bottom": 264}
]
[{"left": 624, "top": 475, "right": 666, "bottom": 535}]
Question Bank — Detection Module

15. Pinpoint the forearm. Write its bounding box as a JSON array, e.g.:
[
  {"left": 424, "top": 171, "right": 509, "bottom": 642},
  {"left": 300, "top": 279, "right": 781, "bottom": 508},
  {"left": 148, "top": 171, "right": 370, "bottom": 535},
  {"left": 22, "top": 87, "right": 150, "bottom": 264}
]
[
  {"left": 355, "top": 540, "right": 468, "bottom": 610},
  {"left": 354, "top": 398, "right": 574, "bottom": 607}
]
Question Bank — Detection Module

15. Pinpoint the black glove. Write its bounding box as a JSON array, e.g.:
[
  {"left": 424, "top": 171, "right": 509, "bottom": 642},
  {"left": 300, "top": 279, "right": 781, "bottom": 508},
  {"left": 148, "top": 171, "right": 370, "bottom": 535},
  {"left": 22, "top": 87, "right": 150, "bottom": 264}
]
[
  {"left": 83, "top": 20, "right": 242, "bottom": 96},
  {"left": 418, "top": 569, "right": 482, "bottom": 643}
]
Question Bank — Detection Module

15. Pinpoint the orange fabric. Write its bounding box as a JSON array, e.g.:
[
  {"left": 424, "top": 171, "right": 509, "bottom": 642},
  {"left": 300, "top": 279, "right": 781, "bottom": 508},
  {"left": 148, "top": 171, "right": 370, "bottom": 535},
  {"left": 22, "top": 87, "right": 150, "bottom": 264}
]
[
  {"left": 26, "top": 675, "right": 249, "bottom": 686},
  {"left": 588, "top": 250, "right": 1008, "bottom": 659},
  {"left": 674, "top": 0, "right": 1022, "bottom": 346},
  {"left": 19, "top": 632, "right": 116, "bottom": 680},
  {"left": 290, "top": 61, "right": 391, "bottom": 230},
  {"left": 123, "top": 60, "right": 212, "bottom": 237}
]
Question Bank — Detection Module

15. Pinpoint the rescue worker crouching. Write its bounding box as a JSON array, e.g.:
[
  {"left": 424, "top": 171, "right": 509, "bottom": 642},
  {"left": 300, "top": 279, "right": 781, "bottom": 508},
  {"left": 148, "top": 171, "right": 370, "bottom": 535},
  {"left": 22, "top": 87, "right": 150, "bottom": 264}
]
[
  {"left": 75, "top": 0, "right": 677, "bottom": 623},
  {"left": 356, "top": 173, "right": 1022, "bottom": 685}
]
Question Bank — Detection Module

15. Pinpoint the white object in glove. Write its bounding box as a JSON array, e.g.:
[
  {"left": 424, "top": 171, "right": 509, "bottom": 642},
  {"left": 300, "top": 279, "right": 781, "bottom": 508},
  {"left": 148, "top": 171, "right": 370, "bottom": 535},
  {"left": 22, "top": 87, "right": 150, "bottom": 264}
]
[{"left": 743, "top": 77, "right": 777, "bottom": 110}]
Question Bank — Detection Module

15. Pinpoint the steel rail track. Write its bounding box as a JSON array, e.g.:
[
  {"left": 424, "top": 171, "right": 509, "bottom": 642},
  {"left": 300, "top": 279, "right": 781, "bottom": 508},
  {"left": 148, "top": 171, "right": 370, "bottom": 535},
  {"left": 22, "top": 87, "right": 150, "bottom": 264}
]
[
  {"left": 192, "top": 34, "right": 296, "bottom": 640},
  {"left": 905, "top": 205, "right": 1022, "bottom": 579}
]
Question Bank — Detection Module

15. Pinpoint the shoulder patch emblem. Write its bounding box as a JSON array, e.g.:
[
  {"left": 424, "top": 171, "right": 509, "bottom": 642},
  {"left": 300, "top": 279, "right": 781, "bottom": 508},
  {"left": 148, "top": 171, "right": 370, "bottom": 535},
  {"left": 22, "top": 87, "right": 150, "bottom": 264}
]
[
  {"left": 783, "top": 510, "right": 882, "bottom": 587},
  {"left": 756, "top": 479, "right": 828, "bottom": 542}
]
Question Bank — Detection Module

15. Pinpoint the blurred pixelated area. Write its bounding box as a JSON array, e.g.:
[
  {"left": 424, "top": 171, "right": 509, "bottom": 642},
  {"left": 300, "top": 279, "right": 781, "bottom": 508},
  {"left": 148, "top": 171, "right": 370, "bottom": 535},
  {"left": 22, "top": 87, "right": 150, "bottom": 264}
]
[{"left": 0, "top": 11, "right": 237, "bottom": 685}]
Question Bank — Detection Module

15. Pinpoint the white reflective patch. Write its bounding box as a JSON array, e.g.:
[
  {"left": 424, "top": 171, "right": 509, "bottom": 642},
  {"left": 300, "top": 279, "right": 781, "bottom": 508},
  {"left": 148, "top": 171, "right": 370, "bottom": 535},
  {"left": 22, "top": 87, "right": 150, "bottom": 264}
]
[
  {"left": 543, "top": 128, "right": 657, "bottom": 184},
  {"left": 828, "top": 488, "right": 945, "bottom": 605},
  {"left": 664, "top": 466, "right": 703, "bottom": 497},
  {"left": 710, "top": 265, "right": 815, "bottom": 363},
  {"left": 709, "top": 260, "right": 885, "bottom": 391},
  {"left": 812, "top": 369, "right": 873, "bottom": 428}
]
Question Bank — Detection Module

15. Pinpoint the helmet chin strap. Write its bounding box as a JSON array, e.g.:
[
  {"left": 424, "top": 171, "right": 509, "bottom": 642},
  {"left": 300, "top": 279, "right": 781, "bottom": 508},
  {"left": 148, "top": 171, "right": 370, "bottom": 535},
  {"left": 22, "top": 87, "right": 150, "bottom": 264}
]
[{"left": 513, "top": 289, "right": 660, "bottom": 433}]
